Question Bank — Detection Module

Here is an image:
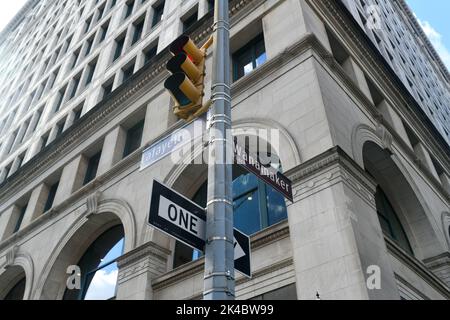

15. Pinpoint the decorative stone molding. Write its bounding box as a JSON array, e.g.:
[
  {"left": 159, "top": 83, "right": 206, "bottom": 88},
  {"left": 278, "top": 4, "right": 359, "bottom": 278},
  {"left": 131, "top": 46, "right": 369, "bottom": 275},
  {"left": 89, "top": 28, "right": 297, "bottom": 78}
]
[
  {"left": 86, "top": 191, "right": 102, "bottom": 217},
  {"left": 32, "top": 197, "right": 137, "bottom": 299},
  {"left": 116, "top": 241, "right": 170, "bottom": 285},
  {"left": 0, "top": 247, "right": 35, "bottom": 300},
  {"left": 4, "top": 246, "right": 18, "bottom": 269},
  {"left": 375, "top": 124, "right": 393, "bottom": 152},
  {"left": 285, "top": 146, "right": 377, "bottom": 205}
]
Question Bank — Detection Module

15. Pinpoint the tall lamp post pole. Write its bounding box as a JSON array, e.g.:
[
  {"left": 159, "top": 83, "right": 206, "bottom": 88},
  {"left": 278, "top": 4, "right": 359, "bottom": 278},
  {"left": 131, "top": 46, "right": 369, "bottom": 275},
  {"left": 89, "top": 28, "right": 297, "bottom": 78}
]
[{"left": 203, "top": 0, "right": 234, "bottom": 300}]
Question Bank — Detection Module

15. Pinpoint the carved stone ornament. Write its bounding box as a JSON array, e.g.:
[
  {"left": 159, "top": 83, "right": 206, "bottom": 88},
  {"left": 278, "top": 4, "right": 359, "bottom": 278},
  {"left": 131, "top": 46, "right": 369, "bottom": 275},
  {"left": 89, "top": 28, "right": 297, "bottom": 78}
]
[
  {"left": 86, "top": 191, "right": 102, "bottom": 217},
  {"left": 375, "top": 124, "right": 393, "bottom": 152},
  {"left": 4, "top": 246, "right": 18, "bottom": 269}
]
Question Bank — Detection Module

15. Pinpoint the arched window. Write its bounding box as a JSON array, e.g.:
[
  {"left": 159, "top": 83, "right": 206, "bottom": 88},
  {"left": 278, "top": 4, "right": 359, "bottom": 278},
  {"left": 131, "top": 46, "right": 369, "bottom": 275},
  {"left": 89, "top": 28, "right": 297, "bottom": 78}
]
[
  {"left": 63, "top": 225, "right": 124, "bottom": 300},
  {"left": 173, "top": 165, "right": 288, "bottom": 268},
  {"left": 4, "top": 277, "right": 25, "bottom": 300},
  {"left": 375, "top": 186, "right": 413, "bottom": 255}
]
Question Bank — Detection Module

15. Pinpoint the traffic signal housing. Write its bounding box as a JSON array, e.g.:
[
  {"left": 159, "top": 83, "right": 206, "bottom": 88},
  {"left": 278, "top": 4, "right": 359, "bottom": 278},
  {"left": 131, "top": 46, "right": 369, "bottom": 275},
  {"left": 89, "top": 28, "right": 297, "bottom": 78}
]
[{"left": 164, "top": 35, "right": 213, "bottom": 121}]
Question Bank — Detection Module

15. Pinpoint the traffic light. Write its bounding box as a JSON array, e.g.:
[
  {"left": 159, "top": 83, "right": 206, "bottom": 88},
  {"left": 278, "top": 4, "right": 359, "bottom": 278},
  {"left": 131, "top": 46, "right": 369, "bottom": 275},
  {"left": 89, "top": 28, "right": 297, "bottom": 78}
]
[{"left": 164, "top": 35, "right": 213, "bottom": 121}]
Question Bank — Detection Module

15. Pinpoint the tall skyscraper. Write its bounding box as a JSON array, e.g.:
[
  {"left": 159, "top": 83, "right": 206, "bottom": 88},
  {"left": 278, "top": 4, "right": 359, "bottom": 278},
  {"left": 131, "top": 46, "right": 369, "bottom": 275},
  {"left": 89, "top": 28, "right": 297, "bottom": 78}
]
[{"left": 0, "top": 0, "right": 448, "bottom": 300}]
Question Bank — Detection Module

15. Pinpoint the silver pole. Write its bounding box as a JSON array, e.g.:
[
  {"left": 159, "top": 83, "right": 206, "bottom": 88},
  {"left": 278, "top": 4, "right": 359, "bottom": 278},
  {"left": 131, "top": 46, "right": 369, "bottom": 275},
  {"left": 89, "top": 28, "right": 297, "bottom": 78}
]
[{"left": 203, "top": 0, "right": 234, "bottom": 300}]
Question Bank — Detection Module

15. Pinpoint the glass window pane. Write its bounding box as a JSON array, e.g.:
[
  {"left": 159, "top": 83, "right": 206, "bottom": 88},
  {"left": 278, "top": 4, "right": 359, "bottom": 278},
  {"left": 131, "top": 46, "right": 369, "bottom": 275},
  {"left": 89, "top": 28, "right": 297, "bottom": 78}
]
[
  {"left": 266, "top": 185, "right": 288, "bottom": 226},
  {"left": 233, "top": 189, "right": 260, "bottom": 235},
  {"left": 83, "top": 262, "right": 119, "bottom": 300}
]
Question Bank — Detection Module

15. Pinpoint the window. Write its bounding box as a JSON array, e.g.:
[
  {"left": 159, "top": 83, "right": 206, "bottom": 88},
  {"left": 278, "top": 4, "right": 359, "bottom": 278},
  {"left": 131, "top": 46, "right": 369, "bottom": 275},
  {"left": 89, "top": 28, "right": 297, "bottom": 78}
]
[
  {"left": 14, "top": 203, "right": 28, "bottom": 233},
  {"left": 68, "top": 74, "right": 81, "bottom": 100},
  {"left": 131, "top": 18, "right": 145, "bottom": 45},
  {"left": 4, "top": 277, "right": 26, "bottom": 300},
  {"left": 375, "top": 186, "right": 413, "bottom": 255},
  {"left": 85, "top": 60, "right": 97, "bottom": 86},
  {"left": 84, "top": 16, "right": 93, "bottom": 33},
  {"left": 113, "top": 36, "right": 125, "bottom": 61},
  {"left": 84, "top": 37, "right": 94, "bottom": 57},
  {"left": 143, "top": 44, "right": 157, "bottom": 64},
  {"left": 122, "top": 62, "right": 135, "bottom": 82},
  {"left": 73, "top": 105, "right": 83, "bottom": 122},
  {"left": 40, "top": 132, "right": 50, "bottom": 151},
  {"left": 173, "top": 164, "right": 288, "bottom": 268},
  {"left": 102, "top": 81, "right": 114, "bottom": 99},
  {"left": 123, "top": 120, "right": 144, "bottom": 157},
  {"left": 63, "top": 225, "right": 124, "bottom": 300},
  {"left": 182, "top": 10, "right": 198, "bottom": 32},
  {"left": 99, "top": 21, "right": 110, "bottom": 43},
  {"left": 124, "top": 0, "right": 134, "bottom": 19},
  {"left": 71, "top": 48, "right": 81, "bottom": 69},
  {"left": 208, "top": 0, "right": 214, "bottom": 12},
  {"left": 54, "top": 86, "right": 67, "bottom": 112},
  {"left": 250, "top": 284, "right": 297, "bottom": 300},
  {"left": 55, "top": 120, "right": 65, "bottom": 137},
  {"left": 44, "top": 181, "right": 59, "bottom": 213},
  {"left": 97, "top": 5, "right": 105, "bottom": 22},
  {"left": 84, "top": 152, "right": 101, "bottom": 185},
  {"left": 232, "top": 34, "right": 267, "bottom": 81},
  {"left": 151, "top": 1, "right": 164, "bottom": 27}
]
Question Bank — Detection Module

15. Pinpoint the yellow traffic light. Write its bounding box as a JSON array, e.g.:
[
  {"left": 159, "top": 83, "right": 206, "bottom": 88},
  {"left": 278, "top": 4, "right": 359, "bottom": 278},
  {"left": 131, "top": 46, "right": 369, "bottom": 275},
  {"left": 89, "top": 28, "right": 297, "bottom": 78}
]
[{"left": 164, "top": 35, "right": 213, "bottom": 121}]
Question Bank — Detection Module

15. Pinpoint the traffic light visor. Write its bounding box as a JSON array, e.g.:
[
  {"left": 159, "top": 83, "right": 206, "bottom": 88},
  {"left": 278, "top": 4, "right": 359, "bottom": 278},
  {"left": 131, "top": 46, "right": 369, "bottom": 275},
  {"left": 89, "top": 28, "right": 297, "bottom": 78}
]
[
  {"left": 167, "top": 53, "right": 202, "bottom": 82},
  {"left": 164, "top": 73, "right": 202, "bottom": 107},
  {"left": 169, "top": 35, "right": 204, "bottom": 64}
]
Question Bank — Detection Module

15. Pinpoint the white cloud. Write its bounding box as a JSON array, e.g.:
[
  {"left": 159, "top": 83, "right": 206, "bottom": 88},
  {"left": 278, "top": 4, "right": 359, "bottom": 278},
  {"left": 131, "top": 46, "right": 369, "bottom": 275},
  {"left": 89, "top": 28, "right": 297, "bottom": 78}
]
[
  {"left": 415, "top": 17, "right": 450, "bottom": 70},
  {"left": 84, "top": 269, "right": 118, "bottom": 300}
]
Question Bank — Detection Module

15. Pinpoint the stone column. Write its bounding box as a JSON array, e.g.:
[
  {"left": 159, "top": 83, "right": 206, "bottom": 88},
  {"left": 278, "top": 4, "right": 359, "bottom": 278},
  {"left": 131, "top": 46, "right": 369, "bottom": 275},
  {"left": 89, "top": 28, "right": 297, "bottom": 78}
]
[
  {"left": 0, "top": 205, "right": 21, "bottom": 241},
  {"left": 376, "top": 100, "right": 413, "bottom": 149},
  {"left": 141, "top": 93, "right": 174, "bottom": 147},
  {"left": 20, "top": 183, "right": 50, "bottom": 228},
  {"left": 262, "top": 0, "right": 331, "bottom": 59},
  {"left": 24, "top": 110, "right": 43, "bottom": 138},
  {"left": 413, "top": 142, "right": 440, "bottom": 182},
  {"left": 53, "top": 155, "right": 89, "bottom": 206},
  {"left": 286, "top": 147, "right": 400, "bottom": 300},
  {"left": 97, "top": 126, "right": 127, "bottom": 176},
  {"left": 116, "top": 242, "right": 170, "bottom": 300}
]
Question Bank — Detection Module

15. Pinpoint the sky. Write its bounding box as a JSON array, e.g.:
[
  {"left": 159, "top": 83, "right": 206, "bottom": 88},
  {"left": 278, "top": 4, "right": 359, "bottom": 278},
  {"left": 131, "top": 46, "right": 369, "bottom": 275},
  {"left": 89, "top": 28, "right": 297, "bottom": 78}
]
[
  {"left": 406, "top": 0, "right": 450, "bottom": 70},
  {"left": 0, "top": 0, "right": 28, "bottom": 33}
]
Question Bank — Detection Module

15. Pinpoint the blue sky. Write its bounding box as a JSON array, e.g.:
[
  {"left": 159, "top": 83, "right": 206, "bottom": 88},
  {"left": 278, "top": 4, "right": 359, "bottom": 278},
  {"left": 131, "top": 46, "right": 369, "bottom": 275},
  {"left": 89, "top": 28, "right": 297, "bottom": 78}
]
[{"left": 406, "top": 0, "right": 450, "bottom": 69}]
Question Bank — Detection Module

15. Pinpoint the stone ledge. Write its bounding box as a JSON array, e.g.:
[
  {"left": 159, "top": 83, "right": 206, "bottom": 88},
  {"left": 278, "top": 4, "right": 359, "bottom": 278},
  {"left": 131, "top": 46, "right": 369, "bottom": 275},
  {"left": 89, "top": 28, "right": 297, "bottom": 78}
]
[
  {"left": 152, "top": 221, "right": 290, "bottom": 291},
  {"left": 386, "top": 237, "right": 450, "bottom": 298}
]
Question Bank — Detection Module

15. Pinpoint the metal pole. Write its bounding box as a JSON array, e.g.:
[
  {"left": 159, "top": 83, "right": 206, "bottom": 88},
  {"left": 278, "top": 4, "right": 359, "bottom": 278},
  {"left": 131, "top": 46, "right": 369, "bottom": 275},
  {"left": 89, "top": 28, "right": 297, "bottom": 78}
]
[{"left": 203, "top": 0, "right": 234, "bottom": 300}]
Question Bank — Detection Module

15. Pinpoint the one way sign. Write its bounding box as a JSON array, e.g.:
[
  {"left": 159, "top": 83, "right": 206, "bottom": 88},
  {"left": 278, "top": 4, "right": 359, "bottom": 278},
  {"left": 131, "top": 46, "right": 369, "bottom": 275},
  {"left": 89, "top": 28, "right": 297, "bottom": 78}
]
[
  {"left": 148, "top": 180, "right": 252, "bottom": 278},
  {"left": 233, "top": 228, "right": 251, "bottom": 278}
]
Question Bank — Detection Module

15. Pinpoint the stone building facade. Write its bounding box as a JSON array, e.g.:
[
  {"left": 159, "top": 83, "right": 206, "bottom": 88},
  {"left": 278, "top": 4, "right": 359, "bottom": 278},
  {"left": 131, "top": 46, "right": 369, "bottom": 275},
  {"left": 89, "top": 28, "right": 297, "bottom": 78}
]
[{"left": 0, "top": 0, "right": 449, "bottom": 300}]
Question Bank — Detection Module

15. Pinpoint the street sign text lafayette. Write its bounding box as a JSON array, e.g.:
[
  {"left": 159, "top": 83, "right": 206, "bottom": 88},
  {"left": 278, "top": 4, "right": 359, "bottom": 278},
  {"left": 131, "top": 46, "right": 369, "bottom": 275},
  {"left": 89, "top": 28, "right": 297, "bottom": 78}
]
[
  {"left": 140, "top": 115, "right": 205, "bottom": 171},
  {"left": 233, "top": 140, "right": 293, "bottom": 202},
  {"left": 149, "top": 180, "right": 251, "bottom": 277}
]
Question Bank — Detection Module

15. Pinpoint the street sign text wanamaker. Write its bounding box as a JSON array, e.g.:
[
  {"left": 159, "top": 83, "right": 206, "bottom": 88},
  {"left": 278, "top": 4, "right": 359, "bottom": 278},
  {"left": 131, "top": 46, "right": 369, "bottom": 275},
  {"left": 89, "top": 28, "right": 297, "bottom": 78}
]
[{"left": 233, "top": 141, "right": 293, "bottom": 202}]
